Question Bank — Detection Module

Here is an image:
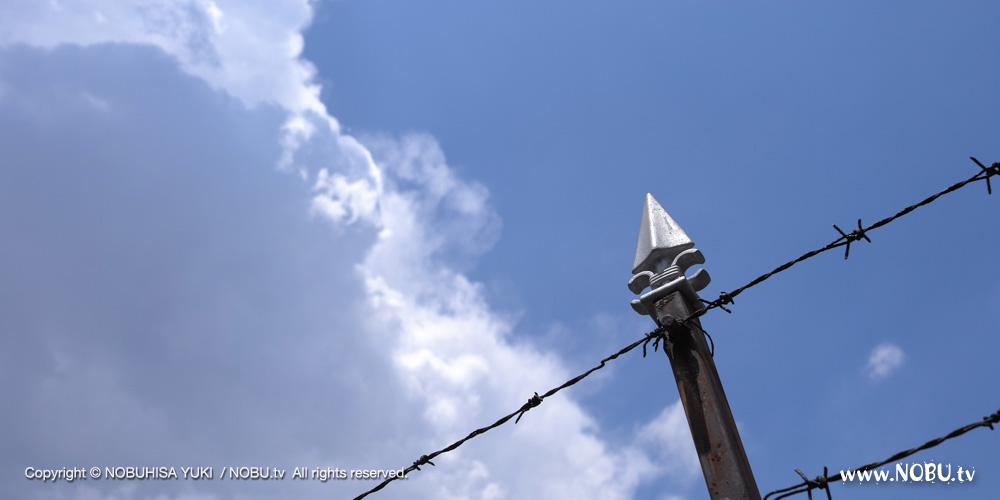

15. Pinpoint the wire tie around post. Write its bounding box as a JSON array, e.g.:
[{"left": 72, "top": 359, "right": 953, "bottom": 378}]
[
  {"left": 642, "top": 327, "right": 665, "bottom": 358},
  {"left": 701, "top": 326, "right": 715, "bottom": 357}
]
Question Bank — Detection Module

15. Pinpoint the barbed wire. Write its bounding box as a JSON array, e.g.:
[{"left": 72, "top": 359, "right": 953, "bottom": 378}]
[
  {"left": 351, "top": 157, "right": 997, "bottom": 500},
  {"left": 765, "top": 407, "right": 1000, "bottom": 500},
  {"left": 695, "top": 157, "right": 999, "bottom": 317},
  {"left": 351, "top": 326, "right": 668, "bottom": 499}
]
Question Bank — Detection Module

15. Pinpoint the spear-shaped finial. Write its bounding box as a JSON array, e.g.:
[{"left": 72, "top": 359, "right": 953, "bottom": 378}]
[
  {"left": 629, "top": 194, "right": 710, "bottom": 318},
  {"left": 633, "top": 193, "right": 694, "bottom": 275}
]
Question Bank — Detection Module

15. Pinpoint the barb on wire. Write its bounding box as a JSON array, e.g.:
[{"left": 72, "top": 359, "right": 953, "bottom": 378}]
[
  {"left": 514, "top": 393, "right": 542, "bottom": 424},
  {"left": 692, "top": 157, "right": 997, "bottom": 319},
  {"left": 788, "top": 467, "right": 831, "bottom": 500},
  {"left": 832, "top": 219, "right": 870, "bottom": 260},
  {"left": 701, "top": 291, "right": 735, "bottom": 313},
  {"left": 764, "top": 408, "right": 1000, "bottom": 500},
  {"left": 351, "top": 325, "right": 666, "bottom": 500},
  {"left": 970, "top": 157, "right": 999, "bottom": 194},
  {"left": 352, "top": 157, "right": 995, "bottom": 500},
  {"left": 411, "top": 455, "right": 434, "bottom": 471}
]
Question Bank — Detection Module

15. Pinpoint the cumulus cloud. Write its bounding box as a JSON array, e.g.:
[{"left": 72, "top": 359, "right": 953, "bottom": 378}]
[
  {"left": 334, "top": 131, "right": 669, "bottom": 498},
  {"left": 867, "top": 343, "right": 905, "bottom": 380},
  {"left": 1, "top": 0, "right": 317, "bottom": 112},
  {"left": 0, "top": 2, "right": 697, "bottom": 500},
  {"left": 636, "top": 401, "right": 701, "bottom": 482},
  {"left": 0, "top": 42, "right": 409, "bottom": 500},
  {"left": 0, "top": 0, "right": 371, "bottom": 184}
]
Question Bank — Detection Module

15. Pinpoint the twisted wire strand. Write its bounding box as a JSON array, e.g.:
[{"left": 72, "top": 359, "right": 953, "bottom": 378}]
[
  {"left": 765, "top": 408, "right": 1000, "bottom": 500},
  {"left": 351, "top": 327, "right": 667, "bottom": 499},
  {"left": 696, "top": 158, "right": 998, "bottom": 318}
]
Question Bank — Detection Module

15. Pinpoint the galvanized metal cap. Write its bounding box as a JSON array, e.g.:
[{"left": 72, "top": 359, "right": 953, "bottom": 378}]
[{"left": 631, "top": 193, "right": 694, "bottom": 275}]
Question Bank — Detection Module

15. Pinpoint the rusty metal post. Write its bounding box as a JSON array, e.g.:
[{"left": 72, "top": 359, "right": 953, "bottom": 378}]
[
  {"left": 656, "top": 294, "right": 760, "bottom": 500},
  {"left": 629, "top": 194, "right": 761, "bottom": 500}
]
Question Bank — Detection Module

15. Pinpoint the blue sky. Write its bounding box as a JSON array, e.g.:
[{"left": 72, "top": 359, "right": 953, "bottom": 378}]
[{"left": 2, "top": 2, "right": 998, "bottom": 500}]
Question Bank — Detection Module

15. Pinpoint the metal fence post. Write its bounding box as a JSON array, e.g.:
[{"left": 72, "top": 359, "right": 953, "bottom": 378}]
[{"left": 629, "top": 193, "right": 761, "bottom": 500}]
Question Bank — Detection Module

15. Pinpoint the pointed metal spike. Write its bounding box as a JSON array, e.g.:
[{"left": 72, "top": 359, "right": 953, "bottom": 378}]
[{"left": 632, "top": 193, "right": 694, "bottom": 275}]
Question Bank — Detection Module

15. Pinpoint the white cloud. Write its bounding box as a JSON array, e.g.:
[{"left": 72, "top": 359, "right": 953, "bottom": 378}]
[
  {"left": 1, "top": 40, "right": 400, "bottom": 499},
  {"left": 0, "top": 3, "right": 700, "bottom": 500},
  {"left": 351, "top": 132, "right": 657, "bottom": 498},
  {"left": 867, "top": 342, "right": 905, "bottom": 380},
  {"left": 0, "top": 0, "right": 349, "bottom": 188},
  {"left": 0, "top": 0, "right": 316, "bottom": 112},
  {"left": 311, "top": 167, "right": 380, "bottom": 225},
  {"left": 636, "top": 401, "right": 701, "bottom": 482}
]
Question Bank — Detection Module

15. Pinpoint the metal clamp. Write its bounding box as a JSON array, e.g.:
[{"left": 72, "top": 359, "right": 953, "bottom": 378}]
[
  {"left": 628, "top": 194, "right": 711, "bottom": 321},
  {"left": 629, "top": 248, "right": 710, "bottom": 318}
]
